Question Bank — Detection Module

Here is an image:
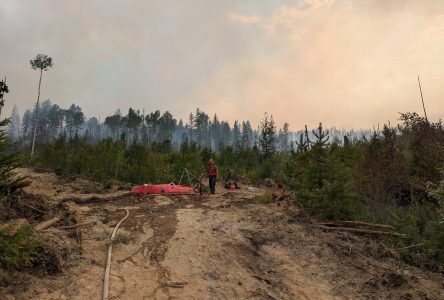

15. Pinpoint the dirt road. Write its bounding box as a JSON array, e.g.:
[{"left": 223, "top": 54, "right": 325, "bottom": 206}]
[{"left": 2, "top": 169, "right": 443, "bottom": 299}]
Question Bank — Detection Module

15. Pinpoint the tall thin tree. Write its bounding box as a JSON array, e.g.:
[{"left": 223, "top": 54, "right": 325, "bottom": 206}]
[
  {"left": 417, "top": 75, "right": 428, "bottom": 123},
  {"left": 30, "top": 54, "right": 53, "bottom": 158}
]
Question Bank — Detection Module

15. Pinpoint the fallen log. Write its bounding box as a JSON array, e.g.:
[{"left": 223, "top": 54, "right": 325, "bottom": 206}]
[
  {"left": 395, "top": 243, "right": 425, "bottom": 250},
  {"left": 163, "top": 281, "right": 187, "bottom": 288},
  {"left": 35, "top": 217, "right": 61, "bottom": 231},
  {"left": 15, "top": 180, "right": 32, "bottom": 189},
  {"left": 317, "top": 221, "right": 395, "bottom": 230},
  {"left": 23, "top": 203, "right": 45, "bottom": 214},
  {"left": 56, "top": 221, "right": 95, "bottom": 230},
  {"left": 316, "top": 225, "right": 407, "bottom": 237}
]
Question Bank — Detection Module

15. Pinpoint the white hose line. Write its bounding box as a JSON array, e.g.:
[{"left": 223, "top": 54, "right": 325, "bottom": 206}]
[{"left": 102, "top": 208, "right": 130, "bottom": 300}]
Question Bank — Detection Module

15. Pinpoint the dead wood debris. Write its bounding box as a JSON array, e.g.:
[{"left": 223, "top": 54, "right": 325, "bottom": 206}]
[
  {"left": 271, "top": 189, "right": 293, "bottom": 202},
  {"left": 55, "top": 221, "right": 96, "bottom": 230},
  {"left": 34, "top": 217, "right": 61, "bottom": 232},
  {"left": 162, "top": 281, "right": 188, "bottom": 288},
  {"left": 316, "top": 225, "right": 406, "bottom": 237},
  {"left": 317, "top": 221, "right": 395, "bottom": 230}
]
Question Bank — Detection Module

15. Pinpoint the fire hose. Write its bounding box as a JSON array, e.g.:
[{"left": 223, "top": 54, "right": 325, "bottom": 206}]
[{"left": 102, "top": 208, "right": 129, "bottom": 300}]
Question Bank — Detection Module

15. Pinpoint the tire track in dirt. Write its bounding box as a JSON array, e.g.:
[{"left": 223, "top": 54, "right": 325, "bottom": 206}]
[
  {"left": 91, "top": 197, "right": 180, "bottom": 299},
  {"left": 140, "top": 206, "right": 177, "bottom": 299},
  {"left": 229, "top": 230, "right": 295, "bottom": 299},
  {"left": 161, "top": 207, "right": 309, "bottom": 300},
  {"left": 35, "top": 197, "right": 182, "bottom": 299}
]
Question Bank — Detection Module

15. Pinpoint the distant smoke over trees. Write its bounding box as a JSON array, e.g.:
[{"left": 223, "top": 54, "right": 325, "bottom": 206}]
[
  {"left": 10, "top": 100, "right": 373, "bottom": 152},
  {"left": 7, "top": 105, "right": 20, "bottom": 140}
]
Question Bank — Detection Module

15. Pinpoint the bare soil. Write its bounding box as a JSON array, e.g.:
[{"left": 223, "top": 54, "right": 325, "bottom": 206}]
[{"left": 1, "top": 168, "right": 443, "bottom": 299}]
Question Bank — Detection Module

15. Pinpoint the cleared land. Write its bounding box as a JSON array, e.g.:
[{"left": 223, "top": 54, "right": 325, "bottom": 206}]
[{"left": 1, "top": 168, "right": 443, "bottom": 299}]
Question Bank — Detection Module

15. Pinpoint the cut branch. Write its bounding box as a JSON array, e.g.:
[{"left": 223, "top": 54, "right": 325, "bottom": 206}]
[
  {"left": 35, "top": 217, "right": 61, "bottom": 231},
  {"left": 316, "top": 225, "right": 407, "bottom": 237},
  {"left": 23, "top": 203, "right": 45, "bottom": 214},
  {"left": 317, "top": 221, "right": 395, "bottom": 230},
  {"left": 56, "top": 221, "right": 95, "bottom": 230},
  {"left": 396, "top": 243, "right": 425, "bottom": 250}
]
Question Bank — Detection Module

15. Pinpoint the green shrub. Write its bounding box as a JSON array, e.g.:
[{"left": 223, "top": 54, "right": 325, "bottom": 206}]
[
  {"left": 423, "top": 174, "right": 444, "bottom": 265},
  {"left": 424, "top": 220, "right": 444, "bottom": 264},
  {"left": 246, "top": 169, "right": 261, "bottom": 185},
  {"left": 0, "top": 225, "right": 42, "bottom": 271},
  {"left": 289, "top": 141, "right": 361, "bottom": 220},
  {"left": 377, "top": 204, "right": 444, "bottom": 267},
  {"left": 254, "top": 189, "right": 274, "bottom": 204}
]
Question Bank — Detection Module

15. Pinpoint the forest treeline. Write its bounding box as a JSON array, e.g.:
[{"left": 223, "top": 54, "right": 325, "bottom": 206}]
[
  {"left": 2, "top": 87, "right": 444, "bottom": 269},
  {"left": 7, "top": 100, "right": 371, "bottom": 152}
]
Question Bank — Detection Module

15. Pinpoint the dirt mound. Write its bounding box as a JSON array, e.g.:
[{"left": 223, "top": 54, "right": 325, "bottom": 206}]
[
  {"left": 0, "top": 172, "right": 85, "bottom": 291},
  {"left": 34, "top": 229, "right": 82, "bottom": 275},
  {"left": 17, "top": 167, "right": 128, "bottom": 202},
  {"left": 0, "top": 191, "right": 48, "bottom": 223}
]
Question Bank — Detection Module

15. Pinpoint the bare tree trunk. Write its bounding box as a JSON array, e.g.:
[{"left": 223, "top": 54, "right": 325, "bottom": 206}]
[
  {"left": 0, "top": 77, "right": 6, "bottom": 117},
  {"left": 30, "top": 69, "right": 42, "bottom": 158},
  {"left": 114, "top": 162, "right": 119, "bottom": 180}
]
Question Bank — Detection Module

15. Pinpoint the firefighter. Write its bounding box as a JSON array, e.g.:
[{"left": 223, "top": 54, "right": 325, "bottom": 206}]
[{"left": 207, "top": 158, "right": 218, "bottom": 195}]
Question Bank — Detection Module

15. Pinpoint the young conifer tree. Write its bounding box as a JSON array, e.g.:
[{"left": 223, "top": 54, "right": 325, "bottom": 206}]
[
  {"left": 0, "top": 79, "right": 23, "bottom": 196},
  {"left": 259, "top": 113, "right": 277, "bottom": 159}
]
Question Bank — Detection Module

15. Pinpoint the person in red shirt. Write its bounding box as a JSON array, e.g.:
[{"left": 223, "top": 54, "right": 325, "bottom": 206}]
[{"left": 207, "top": 158, "right": 218, "bottom": 195}]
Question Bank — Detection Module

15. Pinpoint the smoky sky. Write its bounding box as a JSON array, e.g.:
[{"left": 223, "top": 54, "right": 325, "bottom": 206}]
[{"left": 1, "top": 0, "right": 444, "bottom": 129}]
